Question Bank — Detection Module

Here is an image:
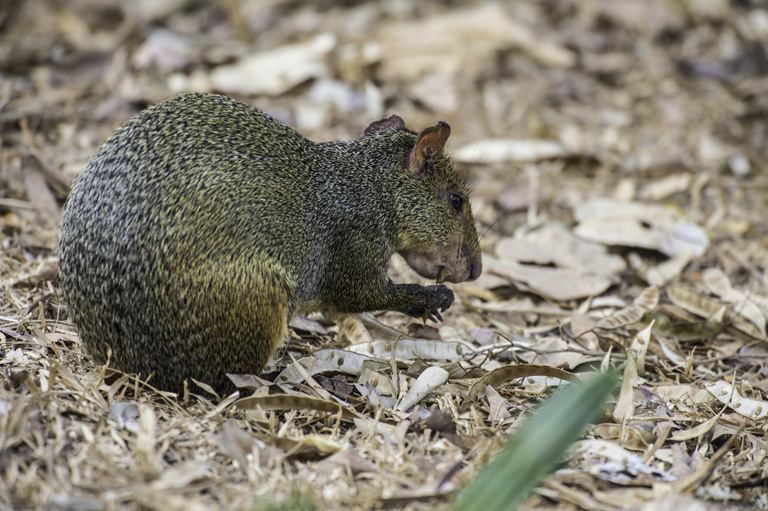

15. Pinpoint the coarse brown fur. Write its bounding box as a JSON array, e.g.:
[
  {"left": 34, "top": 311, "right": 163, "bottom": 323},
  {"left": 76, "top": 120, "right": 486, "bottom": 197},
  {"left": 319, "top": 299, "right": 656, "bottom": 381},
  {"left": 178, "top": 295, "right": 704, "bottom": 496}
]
[{"left": 58, "top": 93, "right": 481, "bottom": 394}]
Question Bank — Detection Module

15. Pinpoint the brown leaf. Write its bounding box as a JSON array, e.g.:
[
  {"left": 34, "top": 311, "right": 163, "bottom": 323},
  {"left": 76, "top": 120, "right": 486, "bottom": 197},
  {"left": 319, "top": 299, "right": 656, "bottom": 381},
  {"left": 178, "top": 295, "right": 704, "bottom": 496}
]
[{"left": 467, "top": 364, "right": 581, "bottom": 401}]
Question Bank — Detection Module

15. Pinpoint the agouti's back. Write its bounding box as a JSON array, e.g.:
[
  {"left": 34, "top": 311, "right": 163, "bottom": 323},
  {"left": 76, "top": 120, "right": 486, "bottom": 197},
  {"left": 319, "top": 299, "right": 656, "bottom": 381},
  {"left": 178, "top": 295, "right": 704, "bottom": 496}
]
[{"left": 59, "top": 93, "right": 481, "bottom": 394}]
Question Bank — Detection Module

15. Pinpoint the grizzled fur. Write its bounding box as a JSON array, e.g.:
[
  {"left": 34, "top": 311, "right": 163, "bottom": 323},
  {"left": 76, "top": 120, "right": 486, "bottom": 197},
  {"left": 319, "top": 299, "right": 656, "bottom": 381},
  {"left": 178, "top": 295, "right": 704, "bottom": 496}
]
[{"left": 58, "top": 93, "right": 481, "bottom": 394}]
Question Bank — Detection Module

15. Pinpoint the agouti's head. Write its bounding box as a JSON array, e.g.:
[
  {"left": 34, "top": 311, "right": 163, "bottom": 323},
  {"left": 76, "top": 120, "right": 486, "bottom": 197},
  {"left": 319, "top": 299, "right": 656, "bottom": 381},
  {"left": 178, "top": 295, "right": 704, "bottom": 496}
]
[{"left": 368, "top": 116, "right": 482, "bottom": 284}]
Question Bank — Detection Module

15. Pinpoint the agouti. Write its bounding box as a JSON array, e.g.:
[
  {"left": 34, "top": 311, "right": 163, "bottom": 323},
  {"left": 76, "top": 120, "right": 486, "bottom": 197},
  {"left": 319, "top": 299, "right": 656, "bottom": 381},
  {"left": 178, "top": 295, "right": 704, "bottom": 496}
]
[{"left": 58, "top": 93, "right": 482, "bottom": 394}]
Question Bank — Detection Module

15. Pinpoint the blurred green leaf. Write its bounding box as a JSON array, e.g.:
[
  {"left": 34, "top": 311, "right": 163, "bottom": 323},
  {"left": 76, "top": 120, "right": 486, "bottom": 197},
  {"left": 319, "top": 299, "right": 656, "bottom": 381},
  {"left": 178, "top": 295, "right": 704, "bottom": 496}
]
[{"left": 453, "top": 369, "right": 620, "bottom": 511}]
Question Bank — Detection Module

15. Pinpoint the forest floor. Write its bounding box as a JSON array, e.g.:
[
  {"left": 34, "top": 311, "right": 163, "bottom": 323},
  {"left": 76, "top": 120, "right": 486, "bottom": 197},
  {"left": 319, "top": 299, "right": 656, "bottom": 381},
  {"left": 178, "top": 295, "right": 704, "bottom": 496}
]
[{"left": 2, "top": 0, "right": 768, "bottom": 509}]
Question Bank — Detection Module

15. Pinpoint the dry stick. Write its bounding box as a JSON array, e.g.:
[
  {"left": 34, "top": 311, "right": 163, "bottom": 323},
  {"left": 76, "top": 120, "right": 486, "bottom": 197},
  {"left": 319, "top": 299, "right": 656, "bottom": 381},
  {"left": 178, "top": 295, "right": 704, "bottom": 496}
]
[
  {"left": 642, "top": 422, "right": 672, "bottom": 463},
  {"left": 541, "top": 479, "right": 616, "bottom": 511}
]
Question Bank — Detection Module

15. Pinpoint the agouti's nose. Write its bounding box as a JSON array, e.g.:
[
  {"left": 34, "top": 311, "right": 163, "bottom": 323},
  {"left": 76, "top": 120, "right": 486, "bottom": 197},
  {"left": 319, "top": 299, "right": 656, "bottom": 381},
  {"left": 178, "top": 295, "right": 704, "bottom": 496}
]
[{"left": 468, "top": 260, "right": 481, "bottom": 281}]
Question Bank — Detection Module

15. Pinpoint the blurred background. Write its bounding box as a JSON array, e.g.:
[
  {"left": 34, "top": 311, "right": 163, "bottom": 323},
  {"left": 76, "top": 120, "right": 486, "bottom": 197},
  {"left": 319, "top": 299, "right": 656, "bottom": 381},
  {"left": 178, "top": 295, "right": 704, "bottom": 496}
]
[{"left": 2, "top": 0, "right": 767, "bottom": 248}]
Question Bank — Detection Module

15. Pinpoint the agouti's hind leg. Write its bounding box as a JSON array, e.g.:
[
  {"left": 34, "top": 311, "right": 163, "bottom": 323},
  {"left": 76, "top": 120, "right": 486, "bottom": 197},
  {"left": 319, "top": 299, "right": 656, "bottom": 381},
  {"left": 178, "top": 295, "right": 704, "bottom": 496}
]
[{"left": 178, "top": 257, "right": 293, "bottom": 393}]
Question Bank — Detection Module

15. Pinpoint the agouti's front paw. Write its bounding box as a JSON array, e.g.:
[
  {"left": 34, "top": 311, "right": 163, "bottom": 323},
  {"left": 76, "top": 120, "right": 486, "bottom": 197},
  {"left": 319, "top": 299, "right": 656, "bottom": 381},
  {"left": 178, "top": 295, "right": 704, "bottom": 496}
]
[{"left": 404, "top": 285, "right": 454, "bottom": 323}]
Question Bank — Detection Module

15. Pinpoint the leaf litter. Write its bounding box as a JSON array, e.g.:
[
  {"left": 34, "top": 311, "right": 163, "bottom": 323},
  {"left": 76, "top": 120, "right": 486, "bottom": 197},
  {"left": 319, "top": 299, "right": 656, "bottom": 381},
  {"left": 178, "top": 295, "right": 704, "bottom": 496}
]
[{"left": 3, "top": 0, "right": 768, "bottom": 510}]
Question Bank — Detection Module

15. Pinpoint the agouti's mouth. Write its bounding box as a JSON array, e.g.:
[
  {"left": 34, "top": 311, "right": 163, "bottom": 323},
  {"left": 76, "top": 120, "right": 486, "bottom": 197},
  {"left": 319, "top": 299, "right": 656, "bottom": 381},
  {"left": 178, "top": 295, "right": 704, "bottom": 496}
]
[{"left": 401, "top": 250, "right": 474, "bottom": 284}]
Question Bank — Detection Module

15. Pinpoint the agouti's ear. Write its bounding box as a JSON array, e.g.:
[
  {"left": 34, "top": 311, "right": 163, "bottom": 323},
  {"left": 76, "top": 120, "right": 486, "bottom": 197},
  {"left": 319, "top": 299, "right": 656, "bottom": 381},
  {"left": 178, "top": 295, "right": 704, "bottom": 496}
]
[
  {"left": 364, "top": 115, "right": 406, "bottom": 136},
  {"left": 408, "top": 121, "right": 450, "bottom": 177}
]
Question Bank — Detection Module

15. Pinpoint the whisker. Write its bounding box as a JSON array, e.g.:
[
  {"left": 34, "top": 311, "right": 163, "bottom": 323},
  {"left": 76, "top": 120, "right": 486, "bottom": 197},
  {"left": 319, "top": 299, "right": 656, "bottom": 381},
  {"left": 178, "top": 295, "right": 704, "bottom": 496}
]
[{"left": 478, "top": 189, "right": 527, "bottom": 245}]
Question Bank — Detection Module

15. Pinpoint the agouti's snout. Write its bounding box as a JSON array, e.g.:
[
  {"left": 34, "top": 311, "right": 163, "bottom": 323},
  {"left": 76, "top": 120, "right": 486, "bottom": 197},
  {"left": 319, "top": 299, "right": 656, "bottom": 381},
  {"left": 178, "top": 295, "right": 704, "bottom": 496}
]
[
  {"left": 441, "top": 252, "right": 482, "bottom": 283},
  {"left": 469, "top": 260, "right": 481, "bottom": 281}
]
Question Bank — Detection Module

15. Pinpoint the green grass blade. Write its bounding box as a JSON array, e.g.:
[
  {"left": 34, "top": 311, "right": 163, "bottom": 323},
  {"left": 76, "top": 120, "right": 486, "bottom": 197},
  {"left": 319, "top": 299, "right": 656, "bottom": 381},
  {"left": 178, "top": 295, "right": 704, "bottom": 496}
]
[{"left": 453, "top": 370, "right": 620, "bottom": 511}]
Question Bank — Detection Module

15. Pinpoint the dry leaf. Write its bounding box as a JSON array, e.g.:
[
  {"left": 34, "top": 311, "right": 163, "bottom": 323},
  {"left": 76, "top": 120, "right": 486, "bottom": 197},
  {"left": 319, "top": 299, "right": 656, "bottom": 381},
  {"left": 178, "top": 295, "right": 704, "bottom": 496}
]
[
  {"left": 667, "top": 283, "right": 765, "bottom": 339},
  {"left": 654, "top": 384, "right": 715, "bottom": 404},
  {"left": 454, "top": 139, "right": 566, "bottom": 163},
  {"left": 613, "top": 356, "right": 638, "bottom": 421},
  {"left": 705, "top": 381, "right": 768, "bottom": 421},
  {"left": 593, "top": 423, "right": 654, "bottom": 451},
  {"left": 467, "top": 364, "right": 580, "bottom": 401},
  {"left": 702, "top": 267, "right": 766, "bottom": 337},
  {"left": 397, "top": 366, "right": 449, "bottom": 412},
  {"left": 149, "top": 461, "right": 210, "bottom": 490},
  {"left": 346, "top": 339, "right": 471, "bottom": 362},
  {"left": 655, "top": 337, "right": 686, "bottom": 368},
  {"left": 375, "top": 3, "right": 574, "bottom": 81},
  {"left": 495, "top": 224, "right": 626, "bottom": 278},
  {"left": 484, "top": 256, "right": 613, "bottom": 301},
  {"left": 212, "top": 420, "right": 264, "bottom": 469},
  {"left": 484, "top": 384, "right": 512, "bottom": 423},
  {"left": 645, "top": 250, "right": 696, "bottom": 286},
  {"left": 236, "top": 394, "right": 361, "bottom": 420},
  {"left": 574, "top": 198, "right": 709, "bottom": 258},
  {"left": 315, "top": 446, "right": 377, "bottom": 475},
  {"left": 594, "top": 285, "right": 657, "bottom": 330},
  {"left": 669, "top": 414, "right": 720, "bottom": 441},
  {"left": 334, "top": 314, "right": 374, "bottom": 345},
  {"left": 174, "top": 33, "right": 336, "bottom": 95},
  {"left": 276, "top": 349, "right": 373, "bottom": 384},
  {"left": 638, "top": 172, "right": 692, "bottom": 201},
  {"left": 629, "top": 321, "right": 654, "bottom": 375}
]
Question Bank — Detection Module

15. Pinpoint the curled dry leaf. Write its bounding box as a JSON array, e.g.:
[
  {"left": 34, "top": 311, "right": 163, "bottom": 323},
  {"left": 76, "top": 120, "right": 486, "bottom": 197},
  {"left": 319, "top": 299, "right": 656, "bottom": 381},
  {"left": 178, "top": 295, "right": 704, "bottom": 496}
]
[
  {"left": 484, "top": 384, "right": 512, "bottom": 423},
  {"left": 346, "top": 339, "right": 471, "bottom": 362},
  {"left": 705, "top": 381, "right": 768, "bottom": 421},
  {"left": 358, "top": 366, "right": 394, "bottom": 396},
  {"left": 653, "top": 384, "right": 715, "bottom": 405},
  {"left": 595, "top": 305, "right": 645, "bottom": 330},
  {"left": 613, "top": 355, "right": 638, "bottom": 421},
  {"left": 634, "top": 286, "right": 661, "bottom": 312},
  {"left": 645, "top": 250, "right": 696, "bottom": 286},
  {"left": 702, "top": 267, "right": 766, "bottom": 337},
  {"left": 629, "top": 321, "right": 654, "bottom": 376},
  {"left": 397, "top": 366, "right": 449, "bottom": 412},
  {"left": 669, "top": 414, "right": 720, "bottom": 442},
  {"left": 334, "top": 314, "right": 374, "bottom": 345},
  {"left": 655, "top": 336, "right": 686, "bottom": 368},
  {"left": 236, "top": 394, "right": 361, "bottom": 420},
  {"left": 276, "top": 349, "right": 372, "bottom": 384},
  {"left": 596, "top": 286, "right": 658, "bottom": 330},
  {"left": 667, "top": 283, "right": 766, "bottom": 340},
  {"left": 467, "top": 364, "right": 581, "bottom": 401}
]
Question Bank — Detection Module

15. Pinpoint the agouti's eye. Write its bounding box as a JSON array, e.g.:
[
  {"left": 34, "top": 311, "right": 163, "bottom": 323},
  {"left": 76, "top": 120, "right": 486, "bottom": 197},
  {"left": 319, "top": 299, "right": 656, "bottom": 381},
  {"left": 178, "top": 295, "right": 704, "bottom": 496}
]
[{"left": 449, "top": 193, "right": 463, "bottom": 212}]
